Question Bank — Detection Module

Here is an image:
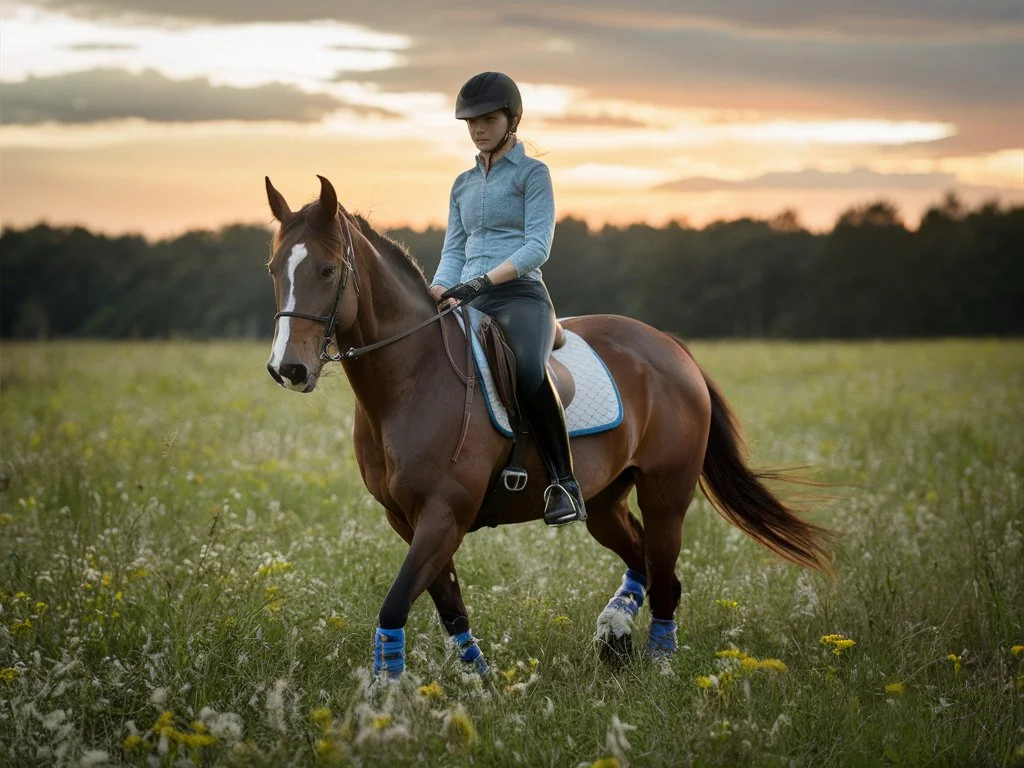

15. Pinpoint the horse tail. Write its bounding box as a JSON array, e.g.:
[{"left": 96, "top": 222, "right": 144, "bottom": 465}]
[{"left": 682, "top": 344, "right": 836, "bottom": 574}]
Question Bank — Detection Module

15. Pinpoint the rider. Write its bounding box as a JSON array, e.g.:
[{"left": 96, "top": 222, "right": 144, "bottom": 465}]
[{"left": 428, "top": 71, "right": 586, "bottom": 527}]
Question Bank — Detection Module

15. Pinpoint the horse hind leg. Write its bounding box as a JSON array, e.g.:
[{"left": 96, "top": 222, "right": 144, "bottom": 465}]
[
  {"left": 585, "top": 474, "right": 648, "bottom": 662},
  {"left": 635, "top": 470, "right": 695, "bottom": 659}
]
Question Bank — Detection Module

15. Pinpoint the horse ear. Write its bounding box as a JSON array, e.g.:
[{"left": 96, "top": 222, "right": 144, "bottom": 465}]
[
  {"left": 316, "top": 175, "right": 339, "bottom": 219},
  {"left": 265, "top": 176, "right": 292, "bottom": 222}
]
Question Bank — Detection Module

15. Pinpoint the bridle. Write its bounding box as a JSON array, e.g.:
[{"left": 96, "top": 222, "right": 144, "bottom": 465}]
[{"left": 273, "top": 212, "right": 462, "bottom": 363}]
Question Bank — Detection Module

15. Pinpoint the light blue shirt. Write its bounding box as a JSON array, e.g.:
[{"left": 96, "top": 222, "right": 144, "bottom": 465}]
[{"left": 431, "top": 141, "right": 555, "bottom": 289}]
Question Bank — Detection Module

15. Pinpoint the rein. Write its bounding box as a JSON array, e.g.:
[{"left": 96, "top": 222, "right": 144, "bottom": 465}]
[{"left": 273, "top": 213, "right": 461, "bottom": 363}]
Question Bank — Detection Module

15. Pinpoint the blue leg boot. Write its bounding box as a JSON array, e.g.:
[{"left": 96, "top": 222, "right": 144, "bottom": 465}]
[
  {"left": 451, "top": 630, "right": 489, "bottom": 676},
  {"left": 597, "top": 569, "right": 647, "bottom": 659},
  {"left": 374, "top": 627, "right": 405, "bottom": 679}
]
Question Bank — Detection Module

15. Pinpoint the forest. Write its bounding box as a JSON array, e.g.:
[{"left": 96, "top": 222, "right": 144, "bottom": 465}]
[{"left": 2, "top": 194, "right": 1021, "bottom": 339}]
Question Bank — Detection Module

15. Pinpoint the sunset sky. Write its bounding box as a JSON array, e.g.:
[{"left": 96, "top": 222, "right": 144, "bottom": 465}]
[{"left": 1, "top": 0, "right": 1021, "bottom": 239}]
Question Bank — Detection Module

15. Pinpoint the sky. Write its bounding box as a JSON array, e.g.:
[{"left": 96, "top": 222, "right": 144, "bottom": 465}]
[{"left": 1, "top": 0, "right": 1021, "bottom": 239}]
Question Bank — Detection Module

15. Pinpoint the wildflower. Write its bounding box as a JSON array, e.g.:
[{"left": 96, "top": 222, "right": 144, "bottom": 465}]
[
  {"left": 1010, "top": 645, "right": 1023, "bottom": 657},
  {"left": 501, "top": 667, "right": 517, "bottom": 683},
  {"left": 101, "top": 573, "right": 112, "bottom": 588},
  {"left": 372, "top": 714, "right": 392, "bottom": 731},
  {"left": 714, "top": 599, "right": 738, "bottom": 609},
  {"left": 739, "top": 657, "right": 759, "bottom": 675},
  {"left": 123, "top": 734, "right": 144, "bottom": 750},
  {"left": 128, "top": 568, "right": 149, "bottom": 580},
  {"left": 820, "top": 634, "right": 856, "bottom": 655},
  {"left": 445, "top": 706, "right": 478, "bottom": 748},
  {"left": 0, "top": 513, "right": 13, "bottom": 526},
  {"left": 696, "top": 675, "right": 715, "bottom": 689},
  {"left": 885, "top": 682, "right": 905, "bottom": 696},
  {"left": 257, "top": 560, "right": 293, "bottom": 577},
  {"left": 310, "top": 707, "right": 332, "bottom": 732},
  {"left": 315, "top": 738, "right": 336, "bottom": 758},
  {"left": 757, "top": 659, "right": 788, "bottom": 674},
  {"left": 528, "top": 658, "right": 539, "bottom": 669},
  {"left": 14, "top": 591, "right": 29, "bottom": 600},
  {"left": 0, "top": 668, "right": 19, "bottom": 683},
  {"left": 80, "top": 750, "right": 109, "bottom": 767},
  {"left": 947, "top": 654, "right": 962, "bottom": 675},
  {"left": 553, "top": 615, "right": 572, "bottom": 627},
  {"left": 10, "top": 619, "right": 33, "bottom": 633},
  {"left": 327, "top": 616, "right": 344, "bottom": 630},
  {"left": 418, "top": 681, "right": 444, "bottom": 700},
  {"left": 591, "top": 759, "right": 621, "bottom": 768},
  {"left": 35, "top": 601, "right": 48, "bottom": 613}
]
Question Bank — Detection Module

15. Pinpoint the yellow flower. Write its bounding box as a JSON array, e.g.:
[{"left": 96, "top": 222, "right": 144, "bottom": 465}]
[
  {"left": 1010, "top": 645, "right": 1024, "bottom": 657},
  {"left": 947, "top": 654, "right": 962, "bottom": 675},
  {"left": 501, "top": 667, "right": 517, "bottom": 683},
  {"left": 14, "top": 591, "right": 29, "bottom": 600},
  {"left": 418, "top": 681, "right": 444, "bottom": 700},
  {"left": 327, "top": 616, "right": 344, "bottom": 630},
  {"left": 123, "top": 734, "right": 144, "bottom": 750},
  {"left": 311, "top": 707, "right": 332, "bottom": 731},
  {"left": 739, "top": 657, "right": 759, "bottom": 675},
  {"left": 35, "top": 601, "right": 48, "bottom": 613},
  {"left": 100, "top": 573, "right": 112, "bottom": 588},
  {"left": 591, "top": 759, "right": 622, "bottom": 768},
  {"left": 757, "top": 658, "right": 788, "bottom": 674},
  {"left": 820, "top": 634, "right": 847, "bottom": 645},
  {"left": 128, "top": 568, "right": 149, "bottom": 580},
  {"left": 10, "top": 619, "right": 33, "bottom": 633},
  {"left": 257, "top": 561, "right": 293, "bottom": 577},
  {"left": 0, "top": 668, "right": 19, "bottom": 683},
  {"left": 445, "top": 706, "right": 477, "bottom": 748},
  {"left": 553, "top": 615, "right": 572, "bottom": 627},
  {"left": 696, "top": 676, "right": 715, "bottom": 689},
  {"left": 528, "top": 658, "right": 539, "bottom": 669},
  {"left": 0, "top": 513, "right": 12, "bottom": 526},
  {"left": 831, "top": 640, "right": 856, "bottom": 655},
  {"left": 714, "top": 599, "right": 739, "bottom": 609},
  {"left": 885, "top": 682, "right": 905, "bottom": 696},
  {"left": 372, "top": 714, "right": 392, "bottom": 731},
  {"left": 315, "top": 738, "right": 336, "bottom": 758}
]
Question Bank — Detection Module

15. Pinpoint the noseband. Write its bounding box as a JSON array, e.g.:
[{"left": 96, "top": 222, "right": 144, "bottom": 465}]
[{"left": 272, "top": 213, "right": 462, "bottom": 363}]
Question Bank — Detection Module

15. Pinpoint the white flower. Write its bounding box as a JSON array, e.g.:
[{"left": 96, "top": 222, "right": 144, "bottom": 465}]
[{"left": 80, "top": 749, "right": 109, "bottom": 767}]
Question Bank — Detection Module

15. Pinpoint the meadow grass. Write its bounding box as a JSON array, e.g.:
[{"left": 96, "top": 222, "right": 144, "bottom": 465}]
[{"left": 1, "top": 339, "right": 1021, "bottom": 767}]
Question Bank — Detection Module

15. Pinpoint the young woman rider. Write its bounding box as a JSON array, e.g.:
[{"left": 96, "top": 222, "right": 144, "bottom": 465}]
[{"left": 428, "top": 71, "right": 586, "bottom": 527}]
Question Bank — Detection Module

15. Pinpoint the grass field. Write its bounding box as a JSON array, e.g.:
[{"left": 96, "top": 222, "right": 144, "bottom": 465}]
[{"left": 1, "top": 340, "right": 1022, "bottom": 767}]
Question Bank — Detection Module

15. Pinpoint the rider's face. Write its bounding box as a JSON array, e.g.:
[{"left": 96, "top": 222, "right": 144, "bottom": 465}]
[{"left": 465, "top": 110, "right": 509, "bottom": 153}]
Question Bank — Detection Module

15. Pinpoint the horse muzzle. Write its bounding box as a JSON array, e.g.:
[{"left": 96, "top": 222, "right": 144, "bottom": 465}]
[{"left": 267, "top": 362, "right": 318, "bottom": 393}]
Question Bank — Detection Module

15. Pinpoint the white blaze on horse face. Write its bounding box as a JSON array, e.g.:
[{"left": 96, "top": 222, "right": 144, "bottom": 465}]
[{"left": 269, "top": 243, "right": 309, "bottom": 370}]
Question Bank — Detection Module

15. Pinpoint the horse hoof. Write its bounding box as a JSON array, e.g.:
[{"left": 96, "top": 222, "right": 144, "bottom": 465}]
[{"left": 598, "top": 631, "right": 634, "bottom": 663}]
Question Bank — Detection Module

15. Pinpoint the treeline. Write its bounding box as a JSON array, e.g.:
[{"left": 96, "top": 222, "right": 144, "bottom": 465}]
[{"left": 2, "top": 195, "right": 1021, "bottom": 340}]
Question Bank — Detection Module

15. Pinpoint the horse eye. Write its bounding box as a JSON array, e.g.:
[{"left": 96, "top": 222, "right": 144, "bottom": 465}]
[{"left": 320, "top": 265, "right": 338, "bottom": 279}]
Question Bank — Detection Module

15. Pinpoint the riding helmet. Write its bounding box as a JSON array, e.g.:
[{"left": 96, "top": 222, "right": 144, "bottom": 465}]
[{"left": 455, "top": 72, "right": 523, "bottom": 120}]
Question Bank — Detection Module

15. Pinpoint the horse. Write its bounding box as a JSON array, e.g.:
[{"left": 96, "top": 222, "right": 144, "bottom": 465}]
[{"left": 263, "top": 175, "right": 834, "bottom": 678}]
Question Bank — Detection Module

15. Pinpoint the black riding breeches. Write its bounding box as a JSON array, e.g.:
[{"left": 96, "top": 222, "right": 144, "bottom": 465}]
[{"left": 469, "top": 278, "right": 555, "bottom": 399}]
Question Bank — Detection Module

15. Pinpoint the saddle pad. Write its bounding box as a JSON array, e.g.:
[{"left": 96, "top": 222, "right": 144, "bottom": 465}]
[{"left": 461, "top": 307, "right": 623, "bottom": 438}]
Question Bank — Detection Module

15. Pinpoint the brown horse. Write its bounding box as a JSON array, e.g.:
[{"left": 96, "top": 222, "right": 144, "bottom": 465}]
[{"left": 264, "top": 175, "right": 833, "bottom": 678}]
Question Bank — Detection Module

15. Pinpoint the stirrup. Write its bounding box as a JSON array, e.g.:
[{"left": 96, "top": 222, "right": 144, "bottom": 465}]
[{"left": 542, "top": 483, "right": 586, "bottom": 526}]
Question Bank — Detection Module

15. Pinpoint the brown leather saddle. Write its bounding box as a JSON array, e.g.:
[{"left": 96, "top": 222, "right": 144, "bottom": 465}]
[
  {"left": 470, "top": 315, "right": 575, "bottom": 530},
  {"left": 477, "top": 317, "right": 575, "bottom": 419}
]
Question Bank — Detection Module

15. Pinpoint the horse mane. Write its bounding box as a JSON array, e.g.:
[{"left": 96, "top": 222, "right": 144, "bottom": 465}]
[{"left": 351, "top": 213, "right": 428, "bottom": 287}]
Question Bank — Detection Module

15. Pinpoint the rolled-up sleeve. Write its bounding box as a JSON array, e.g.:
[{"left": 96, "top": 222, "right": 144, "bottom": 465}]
[
  {"left": 506, "top": 164, "right": 555, "bottom": 277},
  {"left": 432, "top": 182, "right": 468, "bottom": 289}
]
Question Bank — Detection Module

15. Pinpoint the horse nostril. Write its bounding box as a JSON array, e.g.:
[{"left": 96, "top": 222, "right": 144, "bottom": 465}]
[
  {"left": 279, "top": 362, "right": 308, "bottom": 386},
  {"left": 267, "top": 364, "right": 284, "bottom": 385}
]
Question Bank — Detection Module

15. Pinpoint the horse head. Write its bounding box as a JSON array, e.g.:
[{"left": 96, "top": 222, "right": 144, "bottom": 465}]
[{"left": 265, "top": 175, "right": 359, "bottom": 392}]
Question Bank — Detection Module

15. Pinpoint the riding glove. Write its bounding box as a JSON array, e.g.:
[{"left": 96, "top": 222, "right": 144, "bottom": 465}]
[{"left": 440, "top": 274, "right": 493, "bottom": 303}]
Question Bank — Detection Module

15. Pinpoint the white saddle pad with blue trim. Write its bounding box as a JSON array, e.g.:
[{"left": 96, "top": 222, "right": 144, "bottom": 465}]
[{"left": 460, "top": 307, "right": 623, "bottom": 438}]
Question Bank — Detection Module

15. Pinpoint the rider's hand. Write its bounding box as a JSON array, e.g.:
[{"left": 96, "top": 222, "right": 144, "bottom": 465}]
[
  {"left": 429, "top": 284, "right": 448, "bottom": 304},
  {"left": 440, "top": 274, "right": 493, "bottom": 304}
]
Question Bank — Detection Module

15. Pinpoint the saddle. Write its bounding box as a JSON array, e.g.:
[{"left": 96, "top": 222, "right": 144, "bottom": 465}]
[{"left": 477, "top": 315, "right": 574, "bottom": 421}]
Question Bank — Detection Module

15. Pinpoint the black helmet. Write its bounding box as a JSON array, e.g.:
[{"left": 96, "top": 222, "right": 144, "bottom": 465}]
[{"left": 455, "top": 72, "right": 523, "bottom": 120}]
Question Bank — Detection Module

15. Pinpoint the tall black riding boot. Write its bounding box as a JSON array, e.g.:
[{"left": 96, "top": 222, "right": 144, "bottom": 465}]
[{"left": 525, "top": 375, "right": 587, "bottom": 526}]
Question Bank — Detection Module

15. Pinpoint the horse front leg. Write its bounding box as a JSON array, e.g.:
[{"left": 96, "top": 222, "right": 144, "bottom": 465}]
[
  {"left": 375, "top": 508, "right": 463, "bottom": 678},
  {"left": 383, "top": 511, "right": 488, "bottom": 676}
]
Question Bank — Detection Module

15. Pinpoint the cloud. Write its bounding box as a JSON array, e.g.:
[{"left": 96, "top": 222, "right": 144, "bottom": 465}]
[
  {"left": 24, "top": 0, "right": 1020, "bottom": 38},
  {"left": 540, "top": 113, "right": 649, "bottom": 129},
  {"left": 657, "top": 167, "right": 1012, "bottom": 192},
  {"left": 0, "top": 68, "right": 397, "bottom": 124}
]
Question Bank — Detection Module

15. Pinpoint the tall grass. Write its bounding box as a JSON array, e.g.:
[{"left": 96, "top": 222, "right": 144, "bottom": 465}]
[{"left": 1, "top": 340, "right": 1021, "bottom": 767}]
